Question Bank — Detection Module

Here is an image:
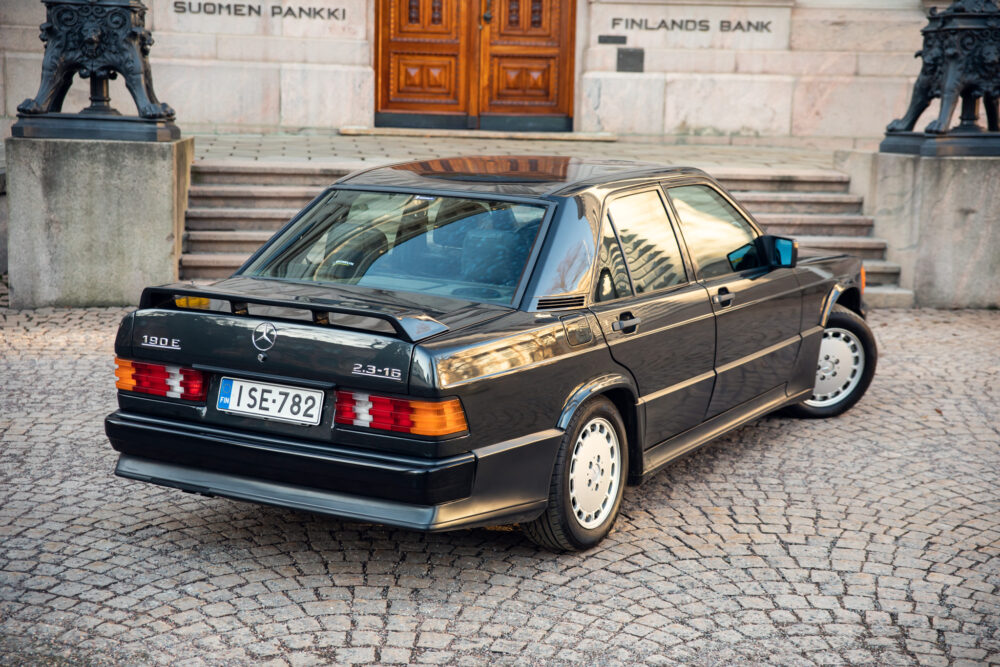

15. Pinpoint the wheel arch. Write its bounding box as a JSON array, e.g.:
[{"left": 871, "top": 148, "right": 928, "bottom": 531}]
[
  {"left": 836, "top": 287, "right": 864, "bottom": 317},
  {"left": 820, "top": 284, "right": 864, "bottom": 328},
  {"left": 558, "top": 375, "right": 643, "bottom": 485}
]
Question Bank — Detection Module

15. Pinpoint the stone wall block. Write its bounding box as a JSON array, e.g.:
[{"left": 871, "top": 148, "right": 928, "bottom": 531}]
[
  {"left": 0, "top": 26, "right": 43, "bottom": 53},
  {"left": 858, "top": 52, "right": 924, "bottom": 77},
  {"left": 154, "top": 62, "right": 280, "bottom": 127},
  {"left": 644, "top": 49, "right": 738, "bottom": 74},
  {"left": 279, "top": 65, "right": 374, "bottom": 129},
  {"left": 5, "top": 137, "right": 194, "bottom": 308},
  {"left": 0, "top": 0, "right": 43, "bottom": 28},
  {"left": 151, "top": 33, "right": 218, "bottom": 61},
  {"left": 589, "top": 4, "right": 791, "bottom": 51},
  {"left": 218, "top": 36, "right": 371, "bottom": 66},
  {"left": 664, "top": 74, "right": 793, "bottom": 136},
  {"left": 578, "top": 72, "right": 666, "bottom": 134},
  {"left": 792, "top": 76, "right": 912, "bottom": 138},
  {"left": 153, "top": 0, "right": 366, "bottom": 39},
  {"left": 736, "top": 51, "right": 856, "bottom": 76},
  {"left": 790, "top": 8, "right": 924, "bottom": 52}
]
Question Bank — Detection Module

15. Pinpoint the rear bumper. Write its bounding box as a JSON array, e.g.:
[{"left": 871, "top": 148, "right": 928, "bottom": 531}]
[{"left": 105, "top": 411, "right": 561, "bottom": 531}]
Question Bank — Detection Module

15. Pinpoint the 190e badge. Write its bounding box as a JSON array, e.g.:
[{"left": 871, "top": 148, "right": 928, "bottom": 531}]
[{"left": 140, "top": 335, "right": 181, "bottom": 350}]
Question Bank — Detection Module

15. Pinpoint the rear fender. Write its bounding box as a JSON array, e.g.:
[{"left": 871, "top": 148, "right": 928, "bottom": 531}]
[{"left": 558, "top": 374, "right": 644, "bottom": 484}]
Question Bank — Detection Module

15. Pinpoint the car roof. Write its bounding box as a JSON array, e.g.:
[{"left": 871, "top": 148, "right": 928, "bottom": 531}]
[{"left": 336, "top": 155, "right": 709, "bottom": 197}]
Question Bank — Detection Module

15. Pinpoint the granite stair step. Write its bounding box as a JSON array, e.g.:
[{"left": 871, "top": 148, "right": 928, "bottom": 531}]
[
  {"left": 180, "top": 252, "right": 253, "bottom": 280},
  {"left": 713, "top": 170, "right": 850, "bottom": 193},
  {"left": 735, "top": 192, "right": 864, "bottom": 215},
  {"left": 185, "top": 207, "right": 299, "bottom": 231},
  {"left": 192, "top": 160, "right": 355, "bottom": 186},
  {"left": 793, "top": 235, "right": 887, "bottom": 260},
  {"left": 861, "top": 259, "right": 901, "bottom": 286},
  {"left": 187, "top": 184, "right": 324, "bottom": 209},
  {"left": 863, "top": 286, "right": 915, "bottom": 309},
  {"left": 756, "top": 214, "right": 874, "bottom": 237},
  {"left": 185, "top": 231, "right": 273, "bottom": 254}
]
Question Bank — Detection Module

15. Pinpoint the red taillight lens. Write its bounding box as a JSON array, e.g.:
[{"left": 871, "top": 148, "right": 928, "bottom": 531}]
[
  {"left": 335, "top": 390, "right": 467, "bottom": 437},
  {"left": 179, "top": 367, "right": 207, "bottom": 402},
  {"left": 114, "top": 357, "right": 207, "bottom": 402}
]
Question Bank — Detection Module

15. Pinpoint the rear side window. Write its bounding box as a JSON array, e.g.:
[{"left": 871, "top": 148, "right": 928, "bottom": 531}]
[
  {"left": 667, "top": 185, "right": 764, "bottom": 280},
  {"left": 606, "top": 190, "right": 687, "bottom": 294},
  {"left": 243, "top": 190, "right": 547, "bottom": 305},
  {"left": 595, "top": 217, "right": 633, "bottom": 302}
]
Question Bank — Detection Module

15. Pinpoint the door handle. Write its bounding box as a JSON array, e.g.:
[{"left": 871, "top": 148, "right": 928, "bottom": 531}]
[
  {"left": 612, "top": 315, "right": 642, "bottom": 332},
  {"left": 482, "top": 0, "right": 493, "bottom": 23},
  {"left": 713, "top": 288, "right": 736, "bottom": 307}
]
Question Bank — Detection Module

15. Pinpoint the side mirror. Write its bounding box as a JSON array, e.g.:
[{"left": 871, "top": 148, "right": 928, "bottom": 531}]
[{"left": 757, "top": 235, "right": 798, "bottom": 269}]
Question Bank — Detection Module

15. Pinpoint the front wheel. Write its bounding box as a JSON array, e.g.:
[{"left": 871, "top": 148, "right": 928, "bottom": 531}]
[
  {"left": 523, "top": 397, "right": 628, "bottom": 552},
  {"left": 785, "top": 304, "right": 877, "bottom": 418}
]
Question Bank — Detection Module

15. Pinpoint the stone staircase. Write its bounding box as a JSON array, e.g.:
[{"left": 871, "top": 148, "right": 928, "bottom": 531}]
[{"left": 181, "top": 161, "right": 913, "bottom": 308}]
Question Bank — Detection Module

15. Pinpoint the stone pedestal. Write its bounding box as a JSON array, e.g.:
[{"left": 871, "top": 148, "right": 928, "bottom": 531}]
[
  {"left": 836, "top": 150, "right": 999, "bottom": 309},
  {"left": 4, "top": 137, "right": 194, "bottom": 308}
]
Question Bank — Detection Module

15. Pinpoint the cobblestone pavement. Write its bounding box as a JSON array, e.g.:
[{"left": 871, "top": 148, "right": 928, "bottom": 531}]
[{"left": 2, "top": 278, "right": 999, "bottom": 666}]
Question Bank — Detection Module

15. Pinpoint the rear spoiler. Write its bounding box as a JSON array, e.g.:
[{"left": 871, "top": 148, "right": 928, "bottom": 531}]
[{"left": 140, "top": 286, "right": 449, "bottom": 343}]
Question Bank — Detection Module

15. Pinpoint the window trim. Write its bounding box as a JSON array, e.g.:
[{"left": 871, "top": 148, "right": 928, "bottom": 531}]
[
  {"left": 661, "top": 180, "right": 768, "bottom": 283},
  {"left": 591, "top": 185, "right": 694, "bottom": 305}
]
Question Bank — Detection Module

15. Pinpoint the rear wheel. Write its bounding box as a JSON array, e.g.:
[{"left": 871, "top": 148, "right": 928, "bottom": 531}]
[
  {"left": 786, "top": 304, "right": 877, "bottom": 418},
  {"left": 523, "top": 397, "right": 627, "bottom": 551}
]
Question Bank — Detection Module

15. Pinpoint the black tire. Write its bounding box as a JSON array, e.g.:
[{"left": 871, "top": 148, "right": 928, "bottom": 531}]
[
  {"left": 523, "top": 396, "right": 628, "bottom": 552},
  {"left": 785, "top": 304, "right": 877, "bottom": 419}
]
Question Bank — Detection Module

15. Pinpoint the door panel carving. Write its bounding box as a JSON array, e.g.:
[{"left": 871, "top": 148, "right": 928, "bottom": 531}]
[{"left": 377, "top": 0, "right": 573, "bottom": 126}]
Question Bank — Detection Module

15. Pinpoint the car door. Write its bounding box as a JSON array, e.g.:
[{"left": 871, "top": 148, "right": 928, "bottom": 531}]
[
  {"left": 588, "top": 187, "right": 717, "bottom": 448},
  {"left": 664, "top": 182, "right": 802, "bottom": 419}
]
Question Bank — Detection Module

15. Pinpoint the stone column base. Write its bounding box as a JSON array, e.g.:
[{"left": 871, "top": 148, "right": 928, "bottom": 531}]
[
  {"left": 4, "top": 136, "right": 194, "bottom": 308},
  {"left": 837, "top": 150, "right": 999, "bottom": 309}
]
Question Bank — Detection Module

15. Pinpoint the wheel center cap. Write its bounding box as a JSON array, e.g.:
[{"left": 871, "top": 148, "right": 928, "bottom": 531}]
[
  {"left": 819, "top": 359, "right": 835, "bottom": 374},
  {"left": 588, "top": 462, "right": 601, "bottom": 487}
]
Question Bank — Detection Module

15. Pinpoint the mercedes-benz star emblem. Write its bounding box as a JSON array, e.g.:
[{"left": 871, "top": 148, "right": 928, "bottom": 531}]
[{"left": 252, "top": 322, "right": 277, "bottom": 352}]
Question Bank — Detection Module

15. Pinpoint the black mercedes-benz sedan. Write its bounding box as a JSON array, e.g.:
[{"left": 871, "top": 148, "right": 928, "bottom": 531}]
[{"left": 106, "top": 156, "right": 876, "bottom": 551}]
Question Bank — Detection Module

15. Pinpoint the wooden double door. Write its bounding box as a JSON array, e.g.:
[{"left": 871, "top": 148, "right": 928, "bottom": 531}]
[{"left": 376, "top": 0, "right": 575, "bottom": 131}]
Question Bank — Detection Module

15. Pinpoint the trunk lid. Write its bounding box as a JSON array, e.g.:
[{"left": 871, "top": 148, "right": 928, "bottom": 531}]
[{"left": 125, "top": 277, "right": 510, "bottom": 394}]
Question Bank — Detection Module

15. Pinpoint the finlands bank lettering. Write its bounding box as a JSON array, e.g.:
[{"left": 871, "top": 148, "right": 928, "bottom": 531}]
[
  {"left": 172, "top": 2, "right": 346, "bottom": 19},
  {"left": 611, "top": 18, "right": 772, "bottom": 33}
]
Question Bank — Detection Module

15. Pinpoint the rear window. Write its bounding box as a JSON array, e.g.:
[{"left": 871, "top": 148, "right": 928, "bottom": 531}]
[{"left": 242, "top": 190, "right": 548, "bottom": 305}]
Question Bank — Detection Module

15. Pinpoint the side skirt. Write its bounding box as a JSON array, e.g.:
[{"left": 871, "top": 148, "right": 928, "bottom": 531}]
[{"left": 640, "top": 385, "right": 811, "bottom": 479}]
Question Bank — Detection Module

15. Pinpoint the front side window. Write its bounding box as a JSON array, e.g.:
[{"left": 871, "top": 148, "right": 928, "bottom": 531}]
[
  {"left": 243, "top": 190, "right": 547, "bottom": 305},
  {"left": 668, "top": 185, "right": 764, "bottom": 280},
  {"left": 606, "top": 190, "right": 687, "bottom": 295}
]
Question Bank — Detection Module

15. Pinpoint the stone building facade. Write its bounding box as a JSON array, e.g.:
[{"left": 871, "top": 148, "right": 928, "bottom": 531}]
[{"left": 0, "top": 0, "right": 940, "bottom": 145}]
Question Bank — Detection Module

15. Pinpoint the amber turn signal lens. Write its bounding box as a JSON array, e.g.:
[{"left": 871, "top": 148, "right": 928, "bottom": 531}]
[
  {"left": 175, "top": 296, "right": 211, "bottom": 309},
  {"left": 408, "top": 398, "right": 469, "bottom": 437},
  {"left": 114, "top": 358, "right": 136, "bottom": 392},
  {"left": 860, "top": 266, "right": 867, "bottom": 295}
]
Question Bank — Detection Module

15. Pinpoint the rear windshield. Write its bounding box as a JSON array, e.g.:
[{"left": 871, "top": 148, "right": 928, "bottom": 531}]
[{"left": 242, "top": 189, "right": 548, "bottom": 306}]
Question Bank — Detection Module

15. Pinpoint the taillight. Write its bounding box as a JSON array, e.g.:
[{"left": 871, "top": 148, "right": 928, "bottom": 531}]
[
  {"left": 335, "top": 390, "right": 467, "bottom": 437},
  {"left": 114, "top": 357, "right": 207, "bottom": 402}
]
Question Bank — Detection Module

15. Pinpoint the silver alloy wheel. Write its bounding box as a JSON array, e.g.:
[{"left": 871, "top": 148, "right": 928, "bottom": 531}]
[
  {"left": 804, "top": 327, "right": 866, "bottom": 408},
  {"left": 569, "top": 417, "right": 621, "bottom": 530}
]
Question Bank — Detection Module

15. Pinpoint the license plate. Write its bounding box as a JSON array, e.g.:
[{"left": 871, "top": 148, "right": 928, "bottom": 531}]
[{"left": 216, "top": 377, "right": 323, "bottom": 426}]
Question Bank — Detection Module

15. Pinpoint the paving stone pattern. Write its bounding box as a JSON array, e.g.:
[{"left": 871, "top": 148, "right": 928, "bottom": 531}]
[
  {"left": 1, "top": 276, "right": 999, "bottom": 666},
  {"left": 189, "top": 134, "right": 838, "bottom": 173}
]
